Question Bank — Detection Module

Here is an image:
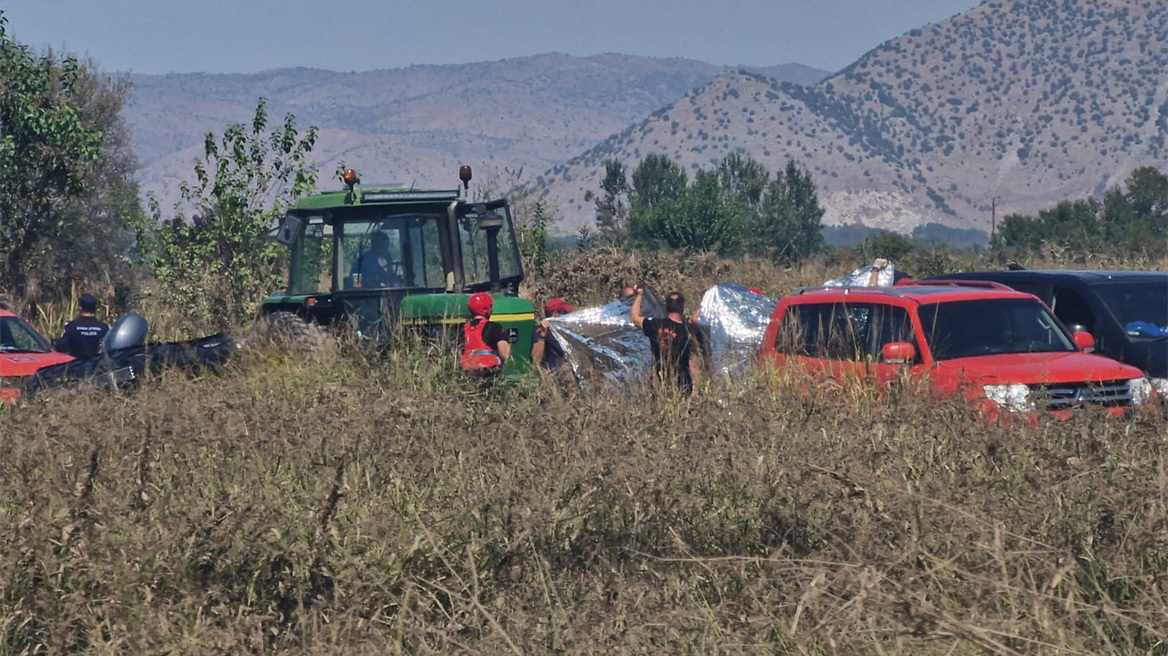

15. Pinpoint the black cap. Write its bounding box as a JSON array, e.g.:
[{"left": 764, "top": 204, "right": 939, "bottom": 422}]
[{"left": 79, "top": 294, "right": 98, "bottom": 313}]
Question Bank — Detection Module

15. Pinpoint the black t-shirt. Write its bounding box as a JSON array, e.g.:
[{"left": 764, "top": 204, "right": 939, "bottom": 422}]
[
  {"left": 471, "top": 319, "right": 506, "bottom": 353},
  {"left": 642, "top": 316, "right": 697, "bottom": 390},
  {"left": 534, "top": 325, "right": 566, "bottom": 371},
  {"left": 56, "top": 316, "right": 110, "bottom": 359}
]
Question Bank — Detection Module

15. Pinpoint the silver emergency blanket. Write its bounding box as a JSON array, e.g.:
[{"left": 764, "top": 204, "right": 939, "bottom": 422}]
[
  {"left": 546, "top": 284, "right": 777, "bottom": 389},
  {"left": 825, "top": 261, "right": 898, "bottom": 287},
  {"left": 546, "top": 290, "right": 663, "bottom": 388},
  {"left": 695, "top": 283, "right": 778, "bottom": 379}
]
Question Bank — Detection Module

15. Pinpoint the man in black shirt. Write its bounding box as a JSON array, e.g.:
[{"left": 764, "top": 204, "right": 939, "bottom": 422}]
[
  {"left": 630, "top": 287, "right": 701, "bottom": 395},
  {"left": 55, "top": 294, "right": 109, "bottom": 359}
]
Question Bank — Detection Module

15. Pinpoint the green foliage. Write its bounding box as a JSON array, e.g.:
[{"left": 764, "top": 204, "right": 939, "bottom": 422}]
[
  {"left": 583, "top": 159, "right": 630, "bottom": 244},
  {"left": 629, "top": 153, "right": 687, "bottom": 218},
  {"left": 634, "top": 170, "right": 745, "bottom": 252},
  {"left": 996, "top": 167, "right": 1167, "bottom": 257},
  {"left": 516, "top": 199, "right": 553, "bottom": 274},
  {"left": 143, "top": 99, "right": 317, "bottom": 327},
  {"left": 751, "top": 160, "right": 825, "bottom": 263},
  {"left": 0, "top": 13, "right": 105, "bottom": 296},
  {"left": 617, "top": 154, "right": 824, "bottom": 260}
]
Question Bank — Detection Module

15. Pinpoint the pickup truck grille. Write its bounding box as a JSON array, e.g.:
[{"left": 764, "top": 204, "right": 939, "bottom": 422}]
[{"left": 1028, "top": 380, "right": 1133, "bottom": 410}]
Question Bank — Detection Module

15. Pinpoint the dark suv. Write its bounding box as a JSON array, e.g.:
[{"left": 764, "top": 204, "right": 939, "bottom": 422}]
[{"left": 928, "top": 270, "right": 1167, "bottom": 396}]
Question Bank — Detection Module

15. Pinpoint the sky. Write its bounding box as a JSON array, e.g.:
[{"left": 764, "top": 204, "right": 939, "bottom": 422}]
[{"left": 3, "top": 0, "right": 980, "bottom": 75}]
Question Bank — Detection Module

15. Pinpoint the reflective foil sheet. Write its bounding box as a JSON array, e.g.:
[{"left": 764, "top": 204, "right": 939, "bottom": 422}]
[
  {"left": 696, "top": 283, "right": 778, "bottom": 379},
  {"left": 546, "top": 290, "right": 664, "bottom": 388},
  {"left": 825, "top": 261, "right": 898, "bottom": 287}
]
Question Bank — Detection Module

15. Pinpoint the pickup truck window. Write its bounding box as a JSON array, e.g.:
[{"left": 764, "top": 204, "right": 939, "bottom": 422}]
[
  {"left": 919, "top": 298, "right": 1074, "bottom": 360},
  {"left": 776, "top": 302, "right": 914, "bottom": 361}
]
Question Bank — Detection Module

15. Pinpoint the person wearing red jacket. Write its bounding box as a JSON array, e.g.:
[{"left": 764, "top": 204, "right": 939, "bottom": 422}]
[{"left": 461, "top": 293, "right": 511, "bottom": 373}]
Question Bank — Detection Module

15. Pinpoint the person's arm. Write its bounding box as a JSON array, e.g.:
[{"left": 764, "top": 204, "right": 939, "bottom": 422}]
[
  {"left": 496, "top": 338, "right": 512, "bottom": 362},
  {"left": 689, "top": 308, "right": 701, "bottom": 327},
  {"left": 630, "top": 287, "right": 646, "bottom": 328},
  {"left": 688, "top": 353, "right": 701, "bottom": 396},
  {"left": 531, "top": 321, "right": 548, "bottom": 366}
]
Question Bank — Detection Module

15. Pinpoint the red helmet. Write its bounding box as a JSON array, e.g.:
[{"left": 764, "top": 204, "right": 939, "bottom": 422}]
[{"left": 468, "top": 292, "right": 494, "bottom": 317}]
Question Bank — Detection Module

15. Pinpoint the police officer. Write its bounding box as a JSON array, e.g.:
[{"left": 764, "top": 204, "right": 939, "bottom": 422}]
[
  {"left": 55, "top": 294, "right": 110, "bottom": 359},
  {"left": 461, "top": 292, "right": 511, "bottom": 374}
]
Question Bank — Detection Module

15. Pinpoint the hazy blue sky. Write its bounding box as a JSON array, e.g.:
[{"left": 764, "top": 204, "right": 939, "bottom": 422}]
[{"left": 4, "top": 0, "right": 980, "bottom": 74}]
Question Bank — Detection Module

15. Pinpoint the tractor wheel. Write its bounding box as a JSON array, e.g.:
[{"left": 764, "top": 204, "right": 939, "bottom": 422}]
[{"left": 246, "top": 311, "right": 330, "bottom": 354}]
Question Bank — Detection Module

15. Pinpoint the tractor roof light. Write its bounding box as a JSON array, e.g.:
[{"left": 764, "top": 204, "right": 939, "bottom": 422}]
[
  {"left": 341, "top": 168, "right": 360, "bottom": 187},
  {"left": 459, "top": 165, "right": 472, "bottom": 190}
]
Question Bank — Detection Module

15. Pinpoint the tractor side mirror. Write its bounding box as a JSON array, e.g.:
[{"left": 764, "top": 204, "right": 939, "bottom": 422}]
[
  {"left": 1073, "top": 331, "right": 1096, "bottom": 353},
  {"left": 276, "top": 214, "right": 303, "bottom": 246},
  {"left": 881, "top": 341, "right": 916, "bottom": 364}
]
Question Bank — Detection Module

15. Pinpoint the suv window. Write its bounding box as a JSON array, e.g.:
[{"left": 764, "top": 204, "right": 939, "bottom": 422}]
[
  {"left": 776, "top": 302, "right": 915, "bottom": 361},
  {"left": 919, "top": 298, "right": 1074, "bottom": 360}
]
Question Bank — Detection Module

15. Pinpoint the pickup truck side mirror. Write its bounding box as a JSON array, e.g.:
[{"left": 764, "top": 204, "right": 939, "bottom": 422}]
[
  {"left": 1073, "top": 331, "right": 1096, "bottom": 353},
  {"left": 881, "top": 341, "right": 916, "bottom": 364}
]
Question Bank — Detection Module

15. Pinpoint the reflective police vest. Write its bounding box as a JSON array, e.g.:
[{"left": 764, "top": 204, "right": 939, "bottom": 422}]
[{"left": 461, "top": 319, "right": 503, "bottom": 372}]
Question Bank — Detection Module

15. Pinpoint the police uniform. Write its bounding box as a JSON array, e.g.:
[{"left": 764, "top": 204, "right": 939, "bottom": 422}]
[{"left": 57, "top": 315, "right": 109, "bottom": 359}]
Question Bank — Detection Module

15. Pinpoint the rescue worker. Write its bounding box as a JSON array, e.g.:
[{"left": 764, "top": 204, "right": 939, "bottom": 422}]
[
  {"left": 55, "top": 294, "right": 109, "bottom": 359},
  {"left": 630, "top": 286, "right": 701, "bottom": 395},
  {"left": 461, "top": 292, "right": 511, "bottom": 374},
  {"left": 532, "top": 297, "right": 573, "bottom": 371}
]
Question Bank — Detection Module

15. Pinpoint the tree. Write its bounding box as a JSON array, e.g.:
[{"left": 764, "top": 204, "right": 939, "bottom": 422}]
[
  {"left": 35, "top": 62, "right": 144, "bottom": 298},
  {"left": 144, "top": 99, "right": 317, "bottom": 327},
  {"left": 0, "top": 13, "right": 104, "bottom": 297},
  {"left": 751, "top": 160, "right": 825, "bottom": 262},
  {"left": 516, "top": 199, "right": 553, "bottom": 274},
  {"left": 583, "top": 159, "right": 629, "bottom": 243},
  {"left": 635, "top": 171, "right": 745, "bottom": 252},
  {"left": 717, "top": 152, "right": 768, "bottom": 213},
  {"left": 629, "top": 154, "right": 687, "bottom": 218}
]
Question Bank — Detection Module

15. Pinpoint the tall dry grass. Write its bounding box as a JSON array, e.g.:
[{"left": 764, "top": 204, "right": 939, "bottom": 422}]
[{"left": 3, "top": 250, "right": 1167, "bottom": 654}]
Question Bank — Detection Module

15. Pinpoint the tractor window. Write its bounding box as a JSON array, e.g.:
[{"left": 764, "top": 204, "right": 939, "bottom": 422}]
[
  {"left": 288, "top": 217, "right": 332, "bottom": 295},
  {"left": 338, "top": 215, "right": 446, "bottom": 291},
  {"left": 459, "top": 205, "right": 522, "bottom": 286}
]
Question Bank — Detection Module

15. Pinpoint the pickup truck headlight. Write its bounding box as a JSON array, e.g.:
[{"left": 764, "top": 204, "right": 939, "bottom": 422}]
[
  {"left": 983, "top": 383, "right": 1034, "bottom": 412},
  {"left": 1129, "top": 377, "right": 1153, "bottom": 406}
]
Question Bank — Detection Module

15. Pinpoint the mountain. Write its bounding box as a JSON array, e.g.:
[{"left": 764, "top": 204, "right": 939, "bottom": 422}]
[
  {"left": 125, "top": 54, "right": 829, "bottom": 209},
  {"left": 535, "top": 0, "right": 1168, "bottom": 234}
]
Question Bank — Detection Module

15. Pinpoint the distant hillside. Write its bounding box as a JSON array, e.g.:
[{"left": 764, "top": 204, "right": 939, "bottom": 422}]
[
  {"left": 536, "top": 0, "right": 1168, "bottom": 234},
  {"left": 125, "top": 54, "right": 829, "bottom": 209}
]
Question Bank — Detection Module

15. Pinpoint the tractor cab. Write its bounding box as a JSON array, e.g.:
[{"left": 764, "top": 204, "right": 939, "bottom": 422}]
[{"left": 261, "top": 167, "right": 535, "bottom": 369}]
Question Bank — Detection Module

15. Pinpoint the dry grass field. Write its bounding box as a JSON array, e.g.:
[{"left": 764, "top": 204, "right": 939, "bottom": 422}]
[{"left": 3, "top": 250, "right": 1166, "bottom": 654}]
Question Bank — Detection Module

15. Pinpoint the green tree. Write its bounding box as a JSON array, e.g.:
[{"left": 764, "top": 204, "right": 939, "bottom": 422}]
[
  {"left": 717, "top": 152, "right": 768, "bottom": 214},
  {"left": 0, "top": 13, "right": 104, "bottom": 296},
  {"left": 36, "top": 63, "right": 145, "bottom": 298},
  {"left": 752, "top": 160, "right": 825, "bottom": 263},
  {"left": 636, "top": 171, "right": 744, "bottom": 252},
  {"left": 144, "top": 99, "right": 317, "bottom": 327},
  {"left": 584, "top": 159, "right": 629, "bottom": 244},
  {"left": 516, "top": 199, "right": 553, "bottom": 274},
  {"left": 629, "top": 154, "right": 687, "bottom": 219}
]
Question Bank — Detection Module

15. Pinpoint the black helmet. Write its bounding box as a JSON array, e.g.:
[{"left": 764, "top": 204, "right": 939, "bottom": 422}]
[{"left": 102, "top": 313, "right": 149, "bottom": 352}]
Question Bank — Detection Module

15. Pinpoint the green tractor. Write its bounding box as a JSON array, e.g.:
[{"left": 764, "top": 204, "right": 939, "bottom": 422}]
[{"left": 260, "top": 166, "right": 535, "bottom": 373}]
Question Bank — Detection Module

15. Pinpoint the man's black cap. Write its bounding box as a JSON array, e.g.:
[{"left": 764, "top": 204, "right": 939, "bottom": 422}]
[{"left": 79, "top": 294, "right": 98, "bottom": 312}]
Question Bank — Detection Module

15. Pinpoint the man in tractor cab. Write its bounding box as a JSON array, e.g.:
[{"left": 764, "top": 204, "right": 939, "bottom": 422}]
[
  {"left": 350, "top": 231, "right": 403, "bottom": 289},
  {"left": 462, "top": 292, "right": 511, "bottom": 374}
]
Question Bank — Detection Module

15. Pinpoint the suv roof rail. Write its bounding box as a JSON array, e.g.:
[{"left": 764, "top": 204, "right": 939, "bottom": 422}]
[{"left": 898, "top": 279, "right": 1014, "bottom": 291}]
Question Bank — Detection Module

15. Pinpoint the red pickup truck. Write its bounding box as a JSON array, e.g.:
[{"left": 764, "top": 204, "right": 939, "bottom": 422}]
[
  {"left": 0, "top": 306, "right": 74, "bottom": 403},
  {"left": 758, "top": 281, "right": 1154, "bottom": 418}
]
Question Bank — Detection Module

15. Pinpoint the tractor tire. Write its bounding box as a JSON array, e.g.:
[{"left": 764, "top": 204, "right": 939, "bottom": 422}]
[{"left": 245, "top": 311, "right": 331, "bottom": 355}]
